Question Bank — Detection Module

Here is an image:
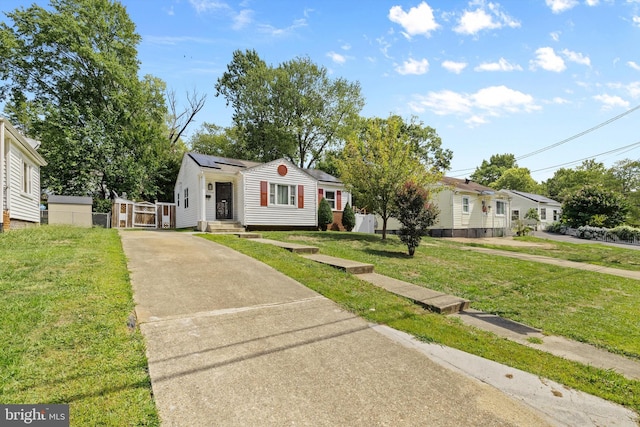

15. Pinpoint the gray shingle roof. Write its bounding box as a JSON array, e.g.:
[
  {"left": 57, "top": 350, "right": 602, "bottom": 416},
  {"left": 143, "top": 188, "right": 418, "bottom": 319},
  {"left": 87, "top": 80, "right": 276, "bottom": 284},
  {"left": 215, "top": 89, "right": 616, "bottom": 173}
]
[
  {"left": 507, "top": 190, "right": 559, "bottom": 204},
  {"left": 48, "top": 195, "right": 93, "bottom": 205}
]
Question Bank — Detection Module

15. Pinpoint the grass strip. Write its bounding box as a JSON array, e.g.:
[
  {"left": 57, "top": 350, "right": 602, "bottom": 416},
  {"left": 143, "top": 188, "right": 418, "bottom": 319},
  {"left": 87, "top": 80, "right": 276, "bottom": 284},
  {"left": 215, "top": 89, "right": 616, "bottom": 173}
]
[
  {"left": 201, "top": 233, "right": 640, "bottom": 415},
  {"left": 0, "top": 226, "right": 158, "bottom": 426}
]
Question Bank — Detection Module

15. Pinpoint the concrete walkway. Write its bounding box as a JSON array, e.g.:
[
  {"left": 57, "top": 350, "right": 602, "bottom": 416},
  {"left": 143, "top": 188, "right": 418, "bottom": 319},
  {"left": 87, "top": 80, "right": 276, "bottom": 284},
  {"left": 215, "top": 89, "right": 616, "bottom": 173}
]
[{"left": 120, "top": 231, "right": 637, "bottom": 426}]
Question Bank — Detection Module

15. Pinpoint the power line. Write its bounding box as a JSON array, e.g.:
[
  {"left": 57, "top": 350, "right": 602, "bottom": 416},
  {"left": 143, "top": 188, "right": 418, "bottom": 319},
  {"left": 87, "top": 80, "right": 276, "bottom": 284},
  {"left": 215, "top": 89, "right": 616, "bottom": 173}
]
[
  {"left": 516, "top": 103, "right": 640, "bottom": 161},
  {"left": 530, "top": 140, "right": 640, "bottom": 173},
  {"left": 449, "top": 103, "right": 640, "bottom": 176}
]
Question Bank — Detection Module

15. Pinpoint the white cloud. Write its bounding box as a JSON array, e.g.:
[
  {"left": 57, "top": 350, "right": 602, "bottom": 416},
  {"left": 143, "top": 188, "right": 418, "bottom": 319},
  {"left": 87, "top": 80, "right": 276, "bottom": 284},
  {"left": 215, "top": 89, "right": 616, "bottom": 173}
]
[
  {"left": 454, "top": 1, "right": 520, "bottom": 36},
  {"left": 585, "top": 0, "right": 599, "bottom": 5},
  {"left": 258, "top": 18, "right": 307, "bottom": 37},
  {"left": 327, "top": 51, "right": 347, "bottom": 65},
  {"left": 530, "top": 47, "right": 566, "bottom": 72},
  {"left": 593, "top": 94, "right": 630, "bottom": 109},
  {"left": 550, "top": 31, "right": 561, "bottom": 41},
  {"left": 633, "top": 16, "right": 640, "bottom": 27},
  {"left": 442, "top": 60, "right": 468, "bottom": 74},
  {"left": 561, "top": 49, "right": 591, "bottom": 66},
  {"left": 627, "top": 82, "right": 640, "bottom": 97},
  {"left": 629, "top": 61, "right": 640, "bottom": 71},
  {"left": 396, "top": 58, "right": 430, "bottom": 75},
  {"left": 546, "top": 0, "right": 578, "bottom": 13},
  {"left": 410, "top": 85, "right": 539, "bottom": 125},
  {"left": 551, "top": 97, "right": 570, "bottom": 104},
  {"left": 341, "top": 43, "right": 351, "bottom": 51},
  {"left": 474, "top": 58, "right": 522, "bottom": 72},
  {"left": 232, "top": 9, "right": 253, "bottom": 30},
  {"left": 189, "top": 0, "right": 229, "bottom": 13},
  {"left": 388, "top": 2, "right": 440, "bottom": 38}
]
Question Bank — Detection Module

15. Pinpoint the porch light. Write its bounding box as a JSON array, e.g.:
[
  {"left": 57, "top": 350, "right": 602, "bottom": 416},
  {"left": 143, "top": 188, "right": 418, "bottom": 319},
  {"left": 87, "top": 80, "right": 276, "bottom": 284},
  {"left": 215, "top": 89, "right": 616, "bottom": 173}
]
[{"left": 208, "top": 183, "right": 213, "bottom": 191}]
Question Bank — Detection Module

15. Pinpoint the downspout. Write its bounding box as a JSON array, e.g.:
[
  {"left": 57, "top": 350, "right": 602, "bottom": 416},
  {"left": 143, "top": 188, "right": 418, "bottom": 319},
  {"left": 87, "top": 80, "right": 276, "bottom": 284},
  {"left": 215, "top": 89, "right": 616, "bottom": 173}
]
[
  {"left": 0, "top": 120, "right": 4, "bottom": 232},
  {"left": 198, "top": 172, "right": 206, "bottom": 231}
]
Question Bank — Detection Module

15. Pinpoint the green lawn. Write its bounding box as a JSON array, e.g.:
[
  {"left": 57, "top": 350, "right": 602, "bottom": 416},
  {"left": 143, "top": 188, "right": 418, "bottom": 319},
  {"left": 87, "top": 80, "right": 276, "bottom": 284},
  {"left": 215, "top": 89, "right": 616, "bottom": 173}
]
[
  {"left": 201, "top": 232, "right": 640, "bottom": 414},
  {"left": 0, "top": 226, "right": 158, "bottom": 426},
  {"left": 455, "top": 235, "right": 640, "bottom": 272}
]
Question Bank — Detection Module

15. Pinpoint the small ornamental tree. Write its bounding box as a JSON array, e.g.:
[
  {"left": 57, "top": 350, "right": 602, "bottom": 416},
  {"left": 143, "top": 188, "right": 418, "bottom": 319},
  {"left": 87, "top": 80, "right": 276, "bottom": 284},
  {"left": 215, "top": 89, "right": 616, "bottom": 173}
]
[
  {"left": 341, "top": 202, "right": 356, "bottom": 231},
  {"left": 392, "top": 181, "right": 439, "bottom": 256},
  {"left": 318, "top": 197, "right": 334, "bottom": 231}
]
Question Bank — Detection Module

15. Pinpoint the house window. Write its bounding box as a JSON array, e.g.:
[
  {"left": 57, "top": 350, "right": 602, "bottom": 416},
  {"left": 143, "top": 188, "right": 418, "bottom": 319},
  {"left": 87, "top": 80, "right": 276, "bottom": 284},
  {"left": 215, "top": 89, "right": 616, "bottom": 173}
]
[
  {"left": 553, "top": 210, "right": 559, "bottom": 221},
  {"left": 462, "top": 196, "right": 470, "bottom": 214},
  {"left": 511, "top": 210, "right": 520, "bottom": 221},
  {"left": 22, "top": 161, "right": 32, "bottom": 194},
  {"left": 325, "top": 190, "right": 336, "bottom": 209},
  {"left": 269, "top": 183, "right": 296, "bottom": 206},
  {"left": 496, "top": 201, "right": 506, "bottom": 215},
  {"left": 540, "top": 208, "right": 546, "bottom": 220},
  {"left": 184, "top": 188, "right": 189, "bottom": 209}
]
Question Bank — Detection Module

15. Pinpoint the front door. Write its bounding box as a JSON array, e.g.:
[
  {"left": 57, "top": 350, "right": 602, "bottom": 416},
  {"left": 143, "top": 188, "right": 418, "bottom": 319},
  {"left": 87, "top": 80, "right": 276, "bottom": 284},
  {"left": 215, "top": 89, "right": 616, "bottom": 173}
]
[{"left": 215, "top": 182, "right": 233, "bottom": 220}]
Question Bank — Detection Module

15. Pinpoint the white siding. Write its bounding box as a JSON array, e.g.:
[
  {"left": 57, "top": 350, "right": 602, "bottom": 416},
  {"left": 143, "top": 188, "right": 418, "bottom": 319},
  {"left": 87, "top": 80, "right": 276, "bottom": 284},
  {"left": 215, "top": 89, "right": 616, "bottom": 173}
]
[
  {"left": 202, "top": 174, "right": 240, "bottom": 221},
  {"left": 319, "top": 184, "right": 351, "bottom": 212},
  {"left": 7, "top": 144, "right": 40, "bottom": 222},
  {"left": 430, "top": 189, "right": 509, "bottom": 232},
  {"left": 506, "top": 192, "right": 562, "bottom": 229},
  {"left": 174, "top": 155, "right": 201, "bottom": 228},
  {"left": 242, "top": 160, "right": 317, "bottom": 227}
]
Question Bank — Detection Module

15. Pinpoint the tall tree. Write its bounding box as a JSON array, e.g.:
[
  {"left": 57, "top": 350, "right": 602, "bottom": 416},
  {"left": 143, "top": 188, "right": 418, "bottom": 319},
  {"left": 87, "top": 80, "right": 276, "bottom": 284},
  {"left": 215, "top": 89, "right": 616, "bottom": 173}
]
[
  {"left": 543, "top": 160, "right": 616, "bottom": 203},
  {"left": 0, "top": 0, "right": 180, "bottom": 207},
  {"left": 188, "top": 122, "right": 245, "bottom": 158},
  {"left": 470, "top": 153, "right": 517, "bottom": 187},
  {"left": 562, "top": 186, "right": 629, "bottom": 228},
  {"left": 215, "top": 49, "right": 364, "bottom": 168},
  {"left": 492, "top": 167, "right": 540, "bottom": 192},
  {"left": 338, "top": 115, "right": 440, "bottom": 239}
]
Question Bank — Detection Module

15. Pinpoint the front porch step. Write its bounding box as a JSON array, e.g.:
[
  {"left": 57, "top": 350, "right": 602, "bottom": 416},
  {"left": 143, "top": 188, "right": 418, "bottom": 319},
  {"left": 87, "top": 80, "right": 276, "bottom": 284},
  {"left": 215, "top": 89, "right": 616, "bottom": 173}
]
[{"left": 205, "top": 221, "right": 245, "bottom": 233}]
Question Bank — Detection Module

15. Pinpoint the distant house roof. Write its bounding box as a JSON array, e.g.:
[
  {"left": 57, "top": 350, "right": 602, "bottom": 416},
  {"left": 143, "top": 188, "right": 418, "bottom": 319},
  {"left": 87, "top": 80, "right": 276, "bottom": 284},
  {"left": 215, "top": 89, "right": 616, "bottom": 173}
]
[
  {"left": 441, "top": 177, "right": 496, "bottom": 195},
  {"left": 48, "top": 195, "right": 93, "bottom": 205},
  {"left": 504, "top": 190, "right": 560, "bottom": 204}
]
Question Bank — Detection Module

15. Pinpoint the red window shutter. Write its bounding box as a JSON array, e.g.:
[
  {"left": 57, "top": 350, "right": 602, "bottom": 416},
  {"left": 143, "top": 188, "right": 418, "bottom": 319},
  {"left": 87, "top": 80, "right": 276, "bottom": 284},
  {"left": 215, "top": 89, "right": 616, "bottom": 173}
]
[
  {"left": 318, "top": 188, "right": 324, "bottom": 200},
  {"left": 298, "top": 185, "right": 304, "bottom": 208},
  {"left": 260, "top": 181, "right": 268, "bottom": 206},
  {"left": 336, "top": 191, "right": 342, "bottom": 211}
]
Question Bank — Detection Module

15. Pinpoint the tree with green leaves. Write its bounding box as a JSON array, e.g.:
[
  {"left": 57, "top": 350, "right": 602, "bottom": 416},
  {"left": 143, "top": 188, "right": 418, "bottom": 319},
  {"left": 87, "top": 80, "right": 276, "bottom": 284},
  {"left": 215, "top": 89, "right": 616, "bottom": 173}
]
[
  {"left": 318, "top": 197, "right": 333, "bottom": 231},
  {"left": 341, "top": 202, "right": 356, "bottom": 232},
  {"left": 543, "top": 160, "right": 617, "bottom": 203},
  {"left": 338, "top": 115, "right": 440, "bottom": 239},
  {"left": 215, "top": 49, "right": 364, "bottom": 168},
  {"left": 0, "top": 0, "right": 190, "bottom": 208},
  {"left": 189, "top": 123, "right": 245, "bottom": 158},
  {"left": 392, "top": 181, "right": 438, "bottom": 256},
  {"left": 492, "top": 167, "right": 540, "bottom": 192},
  {"left": 470, "top": 153, "right": 517, "bottom": 187},
  {"left": 562, "top": 186, "right": 629, "bottom": 228}
]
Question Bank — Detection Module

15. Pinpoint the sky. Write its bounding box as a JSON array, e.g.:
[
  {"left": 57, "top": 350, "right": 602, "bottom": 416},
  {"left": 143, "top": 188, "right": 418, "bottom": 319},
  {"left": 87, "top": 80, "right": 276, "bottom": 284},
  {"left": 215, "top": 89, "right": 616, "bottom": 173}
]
[{"left": 2, "top": 0, "right": 640, "bottom": 182}]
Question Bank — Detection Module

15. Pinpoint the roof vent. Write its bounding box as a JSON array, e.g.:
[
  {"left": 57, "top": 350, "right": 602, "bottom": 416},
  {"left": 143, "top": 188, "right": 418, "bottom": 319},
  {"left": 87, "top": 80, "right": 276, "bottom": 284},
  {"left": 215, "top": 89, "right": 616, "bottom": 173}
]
[{"left": 465, "top": 178, "right": 470, "bottom": 184}]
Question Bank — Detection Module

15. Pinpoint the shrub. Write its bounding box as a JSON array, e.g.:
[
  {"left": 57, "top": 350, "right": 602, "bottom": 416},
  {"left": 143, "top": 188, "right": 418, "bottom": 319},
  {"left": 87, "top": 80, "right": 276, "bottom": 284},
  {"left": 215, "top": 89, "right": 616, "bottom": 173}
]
[
  {"left": 341, "top": 202, "right": 356, "bottom": 232},
  {"left": 609, "top": 225, "right": 640, "bottom": 242},
  {"left": 392, "top": 181, "right": 439, "bottom": 256},
  {"left": 318, "top": 197, "right": 333, "bottom": 231},
  {"left": 562, "top": 186, "right": 629, "bottom": 228},
  {"left": 545, "top": 222, "right": 563, "bottom": 233}
]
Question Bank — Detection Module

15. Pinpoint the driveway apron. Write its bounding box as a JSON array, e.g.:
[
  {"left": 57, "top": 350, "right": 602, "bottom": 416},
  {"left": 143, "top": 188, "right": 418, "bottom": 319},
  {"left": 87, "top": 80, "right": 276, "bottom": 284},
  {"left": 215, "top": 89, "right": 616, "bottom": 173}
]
[{"left": 120, "top": 231, "right": 552, "bottom": 426}]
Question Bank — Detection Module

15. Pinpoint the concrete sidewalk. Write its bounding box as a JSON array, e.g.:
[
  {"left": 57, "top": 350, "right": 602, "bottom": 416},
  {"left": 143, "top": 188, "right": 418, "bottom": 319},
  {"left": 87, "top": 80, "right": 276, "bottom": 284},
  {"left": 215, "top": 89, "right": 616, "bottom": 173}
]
[{"left": 120, "top": 231, "right": 636, "bottom": 426}]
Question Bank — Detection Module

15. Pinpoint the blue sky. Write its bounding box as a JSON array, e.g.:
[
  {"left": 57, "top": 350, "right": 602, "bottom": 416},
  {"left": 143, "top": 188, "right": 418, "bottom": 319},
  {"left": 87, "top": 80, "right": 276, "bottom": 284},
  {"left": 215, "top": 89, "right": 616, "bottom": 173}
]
[{"left": 3, "top": 0, "right": 640, "bottom": 181}]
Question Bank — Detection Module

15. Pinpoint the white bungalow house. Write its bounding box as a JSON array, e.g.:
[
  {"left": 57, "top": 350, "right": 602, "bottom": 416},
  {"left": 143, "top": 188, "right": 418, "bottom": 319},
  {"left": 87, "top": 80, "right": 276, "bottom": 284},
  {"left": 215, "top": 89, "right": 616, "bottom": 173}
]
[
  {"left": 500, "top": 190, "right": 562, "bottom": 230},
  {"left": 374, "top": 177, "right": 511, "bottom": 237},
  {"left": 428, "top": 177, "right": 512, "bottom": 238},
  {"left": 1, "top": 118, "right": 47, "bottom": 231},
  {"left": 174, "top": 153, "right": 351, "bottom": 231}
]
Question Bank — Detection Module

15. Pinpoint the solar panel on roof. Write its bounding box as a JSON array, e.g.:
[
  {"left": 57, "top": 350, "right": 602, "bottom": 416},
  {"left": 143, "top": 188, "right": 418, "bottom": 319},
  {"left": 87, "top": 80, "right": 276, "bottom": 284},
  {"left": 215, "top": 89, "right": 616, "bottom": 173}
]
[
  {"left": 188, "top": 153, "right": 221, "bottom": 169},
  {"left": 207, "top": 155, "right": 247, "bottom": 168}
]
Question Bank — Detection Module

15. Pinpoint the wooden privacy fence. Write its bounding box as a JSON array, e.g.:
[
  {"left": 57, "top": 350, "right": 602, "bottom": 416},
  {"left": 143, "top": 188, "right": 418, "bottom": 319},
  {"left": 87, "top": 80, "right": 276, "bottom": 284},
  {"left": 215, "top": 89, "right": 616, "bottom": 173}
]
[{"left": 111, "top": 198, "right": 176, "bottom": 229}]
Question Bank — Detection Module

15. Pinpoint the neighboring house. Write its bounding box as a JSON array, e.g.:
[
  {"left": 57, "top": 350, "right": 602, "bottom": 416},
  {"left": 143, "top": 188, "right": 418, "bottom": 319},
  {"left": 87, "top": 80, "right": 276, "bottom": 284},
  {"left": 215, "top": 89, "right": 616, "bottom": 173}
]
[
  {"left": 501, "top": 190, "right": 562, "bottom": 230},
  {"left": 174, "top": 153, "right": 351, "bottom": 230},
  {"left": 429, "top": 177, "right": 511, "bottom": 238},
  {"left": 47, "top": 195, "right": 93, "bottom": 227},
  {"left": 0, "top": 118, "right": 47, "bottom": 231}
]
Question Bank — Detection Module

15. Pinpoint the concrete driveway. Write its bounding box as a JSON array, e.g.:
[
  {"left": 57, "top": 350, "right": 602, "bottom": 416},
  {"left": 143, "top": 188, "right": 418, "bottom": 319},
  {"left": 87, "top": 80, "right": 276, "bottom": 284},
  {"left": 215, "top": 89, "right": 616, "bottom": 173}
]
[{"left": 119, "top": 231, "right": 553, "bottom": 426}]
